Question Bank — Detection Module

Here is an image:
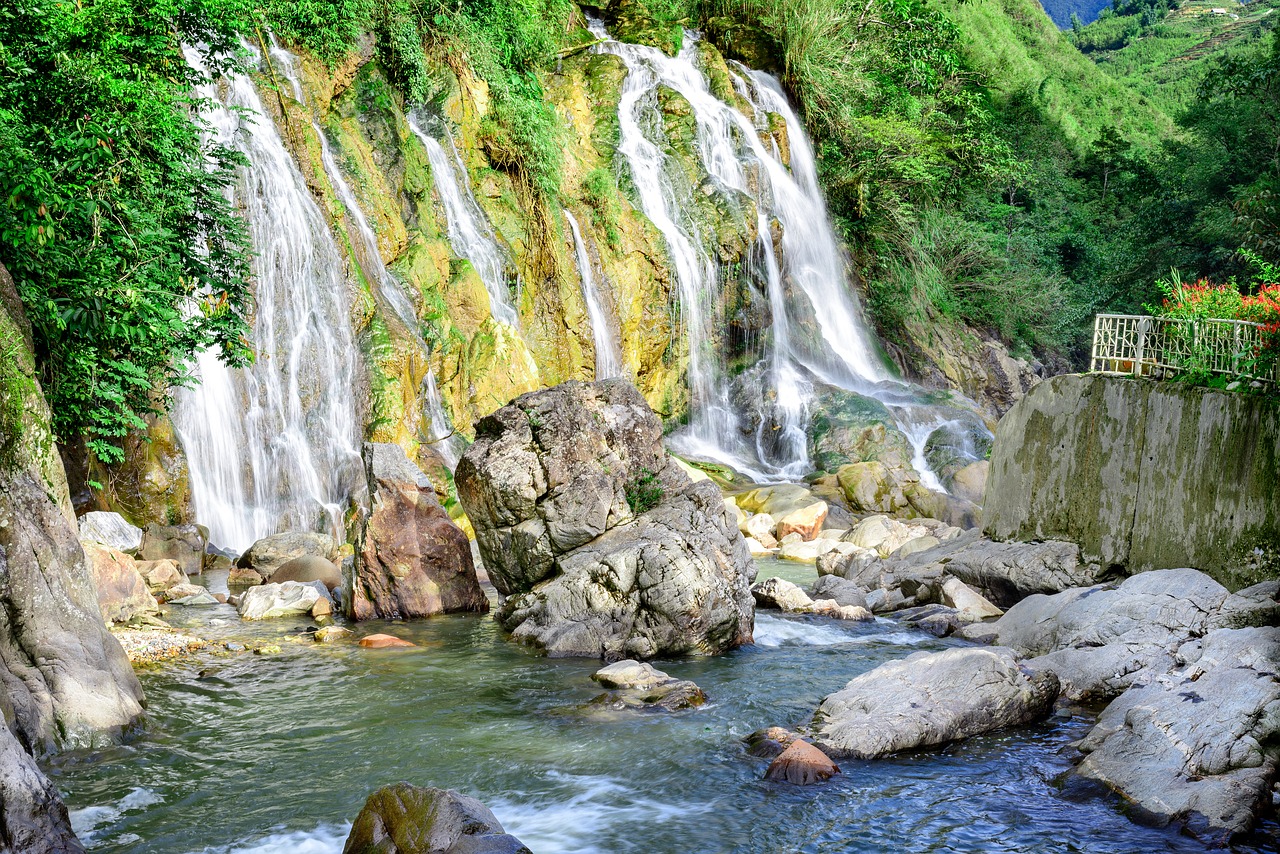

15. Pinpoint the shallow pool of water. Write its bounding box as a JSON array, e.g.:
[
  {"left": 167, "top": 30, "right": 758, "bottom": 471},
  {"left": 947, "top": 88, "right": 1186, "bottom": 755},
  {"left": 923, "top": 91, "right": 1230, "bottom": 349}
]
[{"left": 57, "top": 563, "right": 1277, "bottom": 854}]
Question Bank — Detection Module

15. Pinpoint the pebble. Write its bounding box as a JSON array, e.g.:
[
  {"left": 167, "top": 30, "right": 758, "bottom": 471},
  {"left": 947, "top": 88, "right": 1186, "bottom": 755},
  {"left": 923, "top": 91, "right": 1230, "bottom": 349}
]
[
  {"left": 111, "top": 629, "right": 208, "bottom": 665},
  {"left": 224, "top": 642, "right": 246, "bottom": 652}
]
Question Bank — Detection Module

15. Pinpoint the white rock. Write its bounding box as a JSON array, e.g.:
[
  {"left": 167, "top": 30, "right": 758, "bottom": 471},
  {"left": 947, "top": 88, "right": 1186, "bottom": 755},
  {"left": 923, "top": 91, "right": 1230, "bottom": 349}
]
[
  {"left": 941, "top": 577, "right": 1003, "bottom": 621},
  {"left": 237, "top": 581, "right": 330, "bottom": 620},
  {"left": 751, "top": 577, "right": 815, "bottom": 612},
  {"left": 78, "top": 511, "right": 143, "bottom": 553}
]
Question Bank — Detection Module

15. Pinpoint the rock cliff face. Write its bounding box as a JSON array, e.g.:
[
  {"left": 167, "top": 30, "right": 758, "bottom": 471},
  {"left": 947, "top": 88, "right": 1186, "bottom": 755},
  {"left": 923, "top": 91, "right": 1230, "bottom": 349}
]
[
  {"left": 984, "top": 374, "right": 1280, "bottom": 589},
  {"left": 456, "top": 380, "right": 754, "bottom": 658},
  {"left": 0, "top": 264, "right": 146, "bottom": 851}
]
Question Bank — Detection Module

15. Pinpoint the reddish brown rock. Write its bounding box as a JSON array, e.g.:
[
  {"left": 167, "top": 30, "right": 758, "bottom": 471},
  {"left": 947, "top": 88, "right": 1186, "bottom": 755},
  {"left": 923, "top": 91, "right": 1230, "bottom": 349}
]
[
  {"left": 358, "top": 633, "right": 416, "bottom": 649},
  {"left": 764, "top": 740, "right": 841, "bottom": 785},
  {"left": 776, "top": 502, "right": 829, "bottom": 542},
  {"left": 83, "top": 542, "right": 159, "bottom": 624},
  {"left": 349, "top": 444, "right": 488, "bottom": 621}
]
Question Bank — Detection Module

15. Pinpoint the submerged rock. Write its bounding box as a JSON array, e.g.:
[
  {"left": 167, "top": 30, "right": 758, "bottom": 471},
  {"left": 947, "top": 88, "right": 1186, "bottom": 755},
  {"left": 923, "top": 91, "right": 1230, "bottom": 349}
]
[
  {"left": 588, "top": 659, "right": 706, "bottom": 712},
  {"left": 457, "top": 380, "right": 754, "bottom": 659},
  {"left": 358, "top": 633, "right": 416, "bottom": 649},
  {"left": 349, "top": 443, "right": 487, "bottom": 621},
  {"left": 238, "top": 581, "right": 330, "bottom": 620},
  {"left": 1076, "top": 627, "right": 1280, "bottom": 844},
  {"left": 343, "top": 783, "right": 530, "bottom": 854},
  {"left": 810, "top": 647, "right": 1059, "bottom": 758},
  {"left": 78, "top": 510, "right": 143, "bottom": 553},
  {"left": 764, "top": 739, "right": 841, "bottom": 786}
]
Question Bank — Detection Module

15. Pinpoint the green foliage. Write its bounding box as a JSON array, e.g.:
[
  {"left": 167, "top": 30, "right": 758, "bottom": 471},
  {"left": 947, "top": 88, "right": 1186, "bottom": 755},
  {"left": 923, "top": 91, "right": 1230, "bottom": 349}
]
[
  {"left": 582, "top": 168, "right": 622, "bottom": 248},
  {"left": 0, "top": 0, "right": 253, "bottom": 464},
  {"left": 265, "top": 0, "right": 375, "bottom": 65},
  {"left": 625, "top": 467, "right": 664, "bottom": 515}
]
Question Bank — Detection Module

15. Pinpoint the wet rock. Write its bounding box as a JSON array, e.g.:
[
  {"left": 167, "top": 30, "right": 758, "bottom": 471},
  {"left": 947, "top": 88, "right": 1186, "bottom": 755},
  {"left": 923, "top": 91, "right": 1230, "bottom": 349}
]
[
  {"left": 239, "top": 532, "right": 336, "bottom": 581},
  {"left": 83, "top": 542, "right": 159, "bottom": 624},
  {"left": 837, "top": 461, "right": 908, "bottom": 515},
  {"left": 238, "top": 581, "right": 331, "bottom": 620},
  {"left": 1076, "top": 627, "right": 1280, "bottom": 843},
  {"left": 350, "top": 443, "right": 488, "bottom": 621},
  {"left": 0, "top": 265, "right": 143, "bottom": 752},
  {"left": 359, "top": 633, "right": 416, "bottom": 648},
  {"left": 315, "top": 626, "right": 353, "bottom": 643},
  {"left": 138, "top": 523, "right": 205, "bottom": 576},
  {"left": 751, "top": 577, "right": 814, "bottom": 612},
  {"left": 764, "top": 739, "right": 841, "bottom": 785},
  {"left": 809, "top": 599, "right": 874, "bottom": 621},
  {"left": 811, "top": 647, "right": 1059, "bottom": 758},
  {"left": 457, "top": 380, "right": 753, "bottom": 659},
  {"left": 167, "top": 588, "right": 219, "bottom": 606},
  {"left": 228, "top": 566, "right": 264, "bottom": 587},
  {"left": 589, "top": 659, "right": 706, "bottom": 712},
  {"left": 0, "top": 723, "right": 85, "bottom": 854},
  {"left": 78, "top": 511, "right": 143, "bottom": 553},
  {"left": 272, "top": 555, "right": 342, "bottom": 592},
  {"left": 894, "top": 604, "right": 968, "bottom": 637},
  {"left": 990, "top": 568, "right": 1229, "bottom": 700},
  {"left": 136, "top": 559, "right": 185, "bottom": 593},
  {"left": 809, "top": 575, "right": 867, "bottom": 610},
  {"left": 343, "top": 783, "right": 530, "bottom": 854},
  {"left": 744, "top": 726, "right": 803, "bottom": 759},
  {"left": 776, "top": 502, "right": 828, "bottom": 542}
]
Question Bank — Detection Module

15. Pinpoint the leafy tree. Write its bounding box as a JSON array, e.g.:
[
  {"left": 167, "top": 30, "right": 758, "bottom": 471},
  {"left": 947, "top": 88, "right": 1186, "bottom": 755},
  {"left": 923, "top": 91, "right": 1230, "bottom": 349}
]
[{"left": 0, "top": 0, "right": 254, "bottom": 463}]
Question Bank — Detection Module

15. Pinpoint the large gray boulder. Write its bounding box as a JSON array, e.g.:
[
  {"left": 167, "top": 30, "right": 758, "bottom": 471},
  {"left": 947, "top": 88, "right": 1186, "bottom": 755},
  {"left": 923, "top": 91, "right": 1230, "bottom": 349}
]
[
  {"left": 238, "top": 580, "right": 331, "bottom": 620},
  {"left": 984, "top": 373, "right": 1280, "bottom": 589},
  {"left": 0, "top": 724, "right": 84, "bottom": 854},
  {"left": 343, "top": 783, "right": 530, "bottom": 854},
  {"left": 823, "top": 529, "right": 1095, "bottom": 615},
  {"left": 0, "top": 262, "right": 143, "bottom": 850},
  {"left": 457, "top": 380, "right": 754, "bottom": 659},
  {"left": 348, "top": 444, "right": 487, "bottom": 621},
  {"left": 1076, "top": 627, "right": 1280, "bottom": 844},
  {"left": 985, "top": 568, "right": 1230, "bottom": 700},
  {"left": 809, "top": 646, "right": 1058, "bottom": 758}
]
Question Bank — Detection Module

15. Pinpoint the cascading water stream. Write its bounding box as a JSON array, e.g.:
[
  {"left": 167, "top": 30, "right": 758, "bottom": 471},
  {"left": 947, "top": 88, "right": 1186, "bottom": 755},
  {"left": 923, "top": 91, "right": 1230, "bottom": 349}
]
[
  {"left": 173, "top": 45, "right": 362, "bottom": 553},
  {"left": 564, "top": 209, "right": 624, "bottom": 379},
  {"left": 406, "top": 115, "right": 519, "bottom": 327},
  {"left": 592, "top": 22, "right": 987, "bottom": 487},
  {"left": 267, "top": 41, "right": 463, "bottom": 468}
]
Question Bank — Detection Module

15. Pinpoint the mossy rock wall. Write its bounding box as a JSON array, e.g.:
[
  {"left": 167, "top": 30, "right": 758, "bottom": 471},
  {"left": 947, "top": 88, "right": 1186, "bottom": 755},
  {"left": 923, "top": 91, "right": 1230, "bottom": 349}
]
[{"left": 985, "top": 374, "right": 1280, "bottom": 589}]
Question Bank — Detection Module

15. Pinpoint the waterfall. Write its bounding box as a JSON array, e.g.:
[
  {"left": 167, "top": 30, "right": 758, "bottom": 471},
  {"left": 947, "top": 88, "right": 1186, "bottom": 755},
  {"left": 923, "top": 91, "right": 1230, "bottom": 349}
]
[
  {"left": 591, "top": 22, "right": 987, "bottom": 486},
  {"left": 268, "top": 41, "right": 463, "bottom": 468},
  {"left": 406, "top": 115, "right": 519, "bottom": 327},
  {"left": 564, "top": 210, "right": 624, "bottom": 379},
  {"left": 173, "top": 45, "right": 362, "bottom": 553}
]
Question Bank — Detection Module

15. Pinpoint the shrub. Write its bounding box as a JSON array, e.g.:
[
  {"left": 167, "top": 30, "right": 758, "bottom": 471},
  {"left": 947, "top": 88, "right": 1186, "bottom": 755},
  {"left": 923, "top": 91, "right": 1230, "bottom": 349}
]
[{"left": 625, "top": 467, "right": 664, "bottom": 515}]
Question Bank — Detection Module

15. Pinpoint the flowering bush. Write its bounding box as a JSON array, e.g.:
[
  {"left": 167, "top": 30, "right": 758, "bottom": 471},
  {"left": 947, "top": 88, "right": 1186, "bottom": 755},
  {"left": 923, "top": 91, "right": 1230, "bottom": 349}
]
[{"left": 1147, "top": 271, "right": 1280, "bottom": 386}]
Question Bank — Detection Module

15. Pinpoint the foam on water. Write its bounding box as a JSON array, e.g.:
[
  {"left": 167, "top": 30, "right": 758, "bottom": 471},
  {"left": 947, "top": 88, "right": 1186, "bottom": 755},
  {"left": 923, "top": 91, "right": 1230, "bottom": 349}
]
[
  {"left": 194, "top": 825, "right": 349, "bottom": 854},
  {"left": 70, "top": 787, "right": 162, "bottom": 843},
  {"left": 492, "top": 772, "right": 710, "bottom": 853}
]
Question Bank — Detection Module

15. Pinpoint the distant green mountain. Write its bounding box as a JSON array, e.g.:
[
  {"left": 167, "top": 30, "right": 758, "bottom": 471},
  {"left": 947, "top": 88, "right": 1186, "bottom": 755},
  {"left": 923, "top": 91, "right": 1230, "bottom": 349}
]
[
  {"left": 1071, "top": 0, "right": 1280, "bottom": 111},
  {"left": 1040, "top": 0, "right": 1112, "bottom": 28}
]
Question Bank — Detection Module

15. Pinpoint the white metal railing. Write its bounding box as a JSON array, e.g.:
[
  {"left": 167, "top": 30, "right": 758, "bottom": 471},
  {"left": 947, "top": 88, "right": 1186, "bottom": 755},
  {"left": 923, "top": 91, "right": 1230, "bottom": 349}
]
[{"left": 1090, "top": 313, "right": 1277, "bottom": 382}]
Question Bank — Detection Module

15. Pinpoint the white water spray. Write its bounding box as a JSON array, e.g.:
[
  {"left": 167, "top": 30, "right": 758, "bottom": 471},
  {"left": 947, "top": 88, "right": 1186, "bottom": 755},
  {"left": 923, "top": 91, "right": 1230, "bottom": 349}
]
[
  {"left": 564, "top": 209, "right": 624, "bottom": 379},
  {"left": 173, "top": 45, "right": 362, "bottom": 553}
]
